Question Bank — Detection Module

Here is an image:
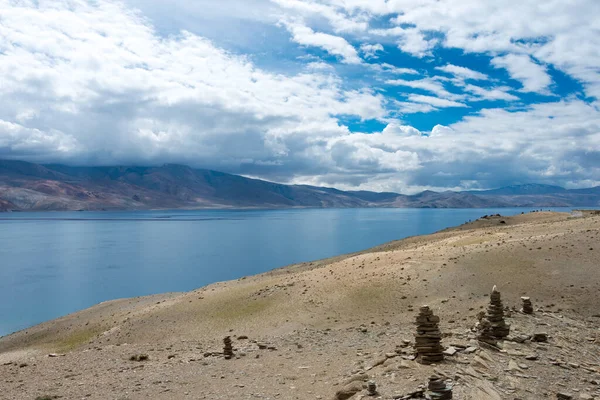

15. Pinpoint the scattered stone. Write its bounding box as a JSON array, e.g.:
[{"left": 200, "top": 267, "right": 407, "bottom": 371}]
[
  {"left": 223, "top": 336, "right": 234, "bottom": 360},
  {"left": 464, "top": 346, "right": 478, "bottom": 354},
  {"left": 521, "top": 296, "right": 534, "bottom": 314},
  {"left": 525, "top": 354, "right": 538, "bottom": 360},
  {"left": 394, "top": 389, "right": 425, "bottom": 399},
  {"left": 334, "top": 382, "right": 363, "bottom": 400},
  {"left": 442, "top": 346, "right": 457, "bottom": 356},
  {"left": 510, "top": 334, "right": 531, "bottom": 343},
  {"left": 129, "top": 354, "right": 149, "bottom": 362},
  {"left": 343, "top": 373, "right": 369, "bottom": 386},
  {"left": 557, "top": 393, "right": 574, "bottom": 400},
  {"left": 532, "top": 333, "right": 548, "bottom": 343},
  {"left": 507, "top": 359, "right": 522, "bottom": 372},
  {"left": 414, "top": 305, "right": 444, "bottom": 365},
  {"left": 427, "top": 375, "right": 452, "bottom": 399}
]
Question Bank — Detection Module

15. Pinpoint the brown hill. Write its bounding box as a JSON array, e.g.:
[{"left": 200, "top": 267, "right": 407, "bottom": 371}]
[{"left": 1, "top": 160, "right": 600, "bottom": 211}]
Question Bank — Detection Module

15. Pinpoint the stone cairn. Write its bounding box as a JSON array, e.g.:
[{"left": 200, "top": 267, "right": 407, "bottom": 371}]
[
  {"left": 426, "top": 375, "right": 452, "bottom": 399},
  {"left": 414, "top": 305, "right": 444, "bottom": 364},
  {"left": 223, "top": 336, "right": 234, "bottom": 359},
  {"left": 367, "top": 380, "right": 377, "bottom": 396},
  {"left": 521, "top": 296, "right": 534, "bottom": 314},
  {"left": 476, "top": 316, "right": 497, "bottom": 345},
  {"left": 486, "top": 286, "right": 510, "bottom": 339}
]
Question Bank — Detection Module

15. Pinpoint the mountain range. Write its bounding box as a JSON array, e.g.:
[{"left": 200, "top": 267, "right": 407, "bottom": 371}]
[{"left": 0, "top": 160, "right": 599, "bottom": 211}]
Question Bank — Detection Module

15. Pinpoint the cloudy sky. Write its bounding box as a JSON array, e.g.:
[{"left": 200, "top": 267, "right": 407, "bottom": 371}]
[{"left": 1, "top": 0, "right": 599, "bottom": 193}]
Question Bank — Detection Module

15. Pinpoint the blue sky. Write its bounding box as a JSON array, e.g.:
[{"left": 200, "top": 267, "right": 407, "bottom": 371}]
[{"left": 0, "top": 0, "right": 599, "bottom": 193}]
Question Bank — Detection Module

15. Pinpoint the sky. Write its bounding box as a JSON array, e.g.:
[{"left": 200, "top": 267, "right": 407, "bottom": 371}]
[{"left": 0, "top": 0, "right": 599, "bottom": 194}]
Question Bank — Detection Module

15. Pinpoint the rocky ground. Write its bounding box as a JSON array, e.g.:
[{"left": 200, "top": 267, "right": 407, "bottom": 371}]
[{"left": 1, "top": 210, "right": 599, "bottom": 399}]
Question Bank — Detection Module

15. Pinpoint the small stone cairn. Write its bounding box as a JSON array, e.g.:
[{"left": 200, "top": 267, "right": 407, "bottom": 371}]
[
  {"left": 223, "top": 336, "right": 234, "bottom": 359},
  {"left": 414, "top": 305, "right": 444, "bottom": 364},
  {"left": 521, "top": 296, "right": 534, "bottom": 314},
  {"left": 486, "top": 286, "right": 510, "bottom": 339},
  {"left": 426, "top": 375, "right": 452, "bottom": 399},
  {"left": 367, "top": 380, "right": 378, "bottom": 396},
  {"left": 476, "top": 316, "right": 497, "bottom": 345}
]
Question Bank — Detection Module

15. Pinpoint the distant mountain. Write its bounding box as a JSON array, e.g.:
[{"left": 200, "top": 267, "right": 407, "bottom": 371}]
[
  {"left": 1, "top": 160, "right": 599, "bottom": 211},
  {"left": 466, "top": 183, "right": 567, "bottom": 195}
]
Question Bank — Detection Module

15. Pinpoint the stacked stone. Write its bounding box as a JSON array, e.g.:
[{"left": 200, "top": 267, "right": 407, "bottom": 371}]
[
  {"left": 223, "top": 336, "right": 234, "bottom": 359},
  {"left": 521, "top": 296, "right": 534, "bottom": 314},
  {"left": 414, "top": 305, "right": 444, "bottom": 365},
  {"left": 367, "top": 380, "right": 377, "bottom": 396},
  {"left": 486, "top": 286, "right": 510, "bottom": 339},
  {"left": 476, "top": 317, "right": 497, "bottom": 345},
  {"left": 427, "top": 375, "right": 452, "bottom": 400}
]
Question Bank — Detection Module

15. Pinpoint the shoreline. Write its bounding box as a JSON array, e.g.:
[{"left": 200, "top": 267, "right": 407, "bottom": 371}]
[
  {"left": 0, "top": 209, "right": 591, "bottom": 340},
  {"left": 0, "top": 208, "right": 572, "bottom": 339}
]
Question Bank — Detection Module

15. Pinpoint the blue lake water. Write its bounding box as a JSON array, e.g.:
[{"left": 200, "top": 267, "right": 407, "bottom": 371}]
[{"left": 0, "top": 207, "right": 579, "bottom": 336}]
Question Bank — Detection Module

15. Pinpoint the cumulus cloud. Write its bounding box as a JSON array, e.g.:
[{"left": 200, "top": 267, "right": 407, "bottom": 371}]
[
  {"left": 385, "top": 77, "right": 460, "bottom": 100},
  {"left": 281, "top": 20, "right": 362, "bottom": 64},
  {"left": 371, "top": 27, "right": 437, "bottom": 57},
  {"left": 462, "top": 84, "right": 519, "bottom": 102},
  {"left": 407, "top": 95, "right": 467, "bottom": 108},
  {"left": 435, "top": 64, "right": 488, "bottom": 81},
  {"left": 394, "top": 101, "right": 438, "bottom": 115},
  {"left": 360, "top": 43, "right": 383, "bottom": 59},
  {"left": 0, "top": 0, "right": 382, "bottom": 171},
  {"left": 1, "top": 0, "right": 599, "bottom": 193},
  {"left": 307, "top": 1, "right": 600, "bottom": 98},
  {"left": 491, "top": 54, "right": 552, "bottom": 93},
  {"left": 369, "top": 63, "right": 419, "bottom": 75},
  {"left": 272, "top": 0, "right": 368, "bottom": 33}
]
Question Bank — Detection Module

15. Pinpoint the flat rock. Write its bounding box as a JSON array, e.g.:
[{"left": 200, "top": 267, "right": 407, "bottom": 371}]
[
  {"left": 443, "top": 346, "right": 457, "bottom": 356},
  {"left": 334, "top": 382, "right": 363, "bottom": 400}
]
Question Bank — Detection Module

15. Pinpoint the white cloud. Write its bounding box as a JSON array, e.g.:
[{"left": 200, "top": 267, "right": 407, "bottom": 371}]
[
  {"left": 385, "top": 77, "right": 458, "bottom": 99},
  {"left": 360, "top": 43, "right": 383, "bottom": 59},
  {"left": 281, "top": 20, "right": 362, "bottom": 64},
  {"left": 435, "top": 64, "right": 487, "bottom": 81},
  {"left": 369, "top": 63, "right": 419, "bottom": 75},
  {"left": 309, "top": 1, "right": 600, "bottom": 98},
  {"left": 0, "top": 0, "right": 385, "bottom": 172},
  {"left": 321, "top": 100, "right": 600, "bottom": 192},
  {"left": 382, "top": 123, "right": 422, "bottom": 136},
  {"left": 491, "top": 54, "right": 552, "bottom": 93},
  {"left": 394, "top": 101, "right": 438, "bottom": 114},
  {"left": 407, "top": 95, "right": 467, "bottom": 108},
  {"left": 1, "top": 0, "right": 600, "bottom": 194},
  {"left": 462, "top": 84, "right": 519, "bottom": 102},
  {"left": 370, "top": 27, "right": 437, "bottom": 57},
  {"left": 0, "top": 119, "right": 79, "bottom": 158},
  {"left": 272, "top": 0, "right": 368, "bottom": 33}
]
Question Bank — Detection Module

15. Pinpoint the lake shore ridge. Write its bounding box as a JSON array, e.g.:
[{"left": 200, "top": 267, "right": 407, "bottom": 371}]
[
  {"left": 1, "top": 210, "right": 599, "bottom": 399},
  {"left": 2, "top": 160, "right": 600, "bottom": 211}
]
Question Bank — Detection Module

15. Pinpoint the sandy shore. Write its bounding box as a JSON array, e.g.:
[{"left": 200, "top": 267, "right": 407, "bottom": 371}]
[{"left": 1, "top": 210, "right": 599, "bottom": 399}]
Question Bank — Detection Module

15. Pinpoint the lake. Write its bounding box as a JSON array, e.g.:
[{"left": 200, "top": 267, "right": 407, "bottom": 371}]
[{"left": 0, "top": 207, "right": 577, "bottom": 336}]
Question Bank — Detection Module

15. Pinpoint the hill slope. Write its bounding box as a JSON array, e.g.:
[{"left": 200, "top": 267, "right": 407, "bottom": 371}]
[{"left": 1, "top": 160, "right": 599, "bottom": 210}]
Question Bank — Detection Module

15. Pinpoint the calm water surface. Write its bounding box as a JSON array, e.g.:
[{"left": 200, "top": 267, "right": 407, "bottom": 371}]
[{"left": 0, "top": 207, "right": 577, "bottom": 336}]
